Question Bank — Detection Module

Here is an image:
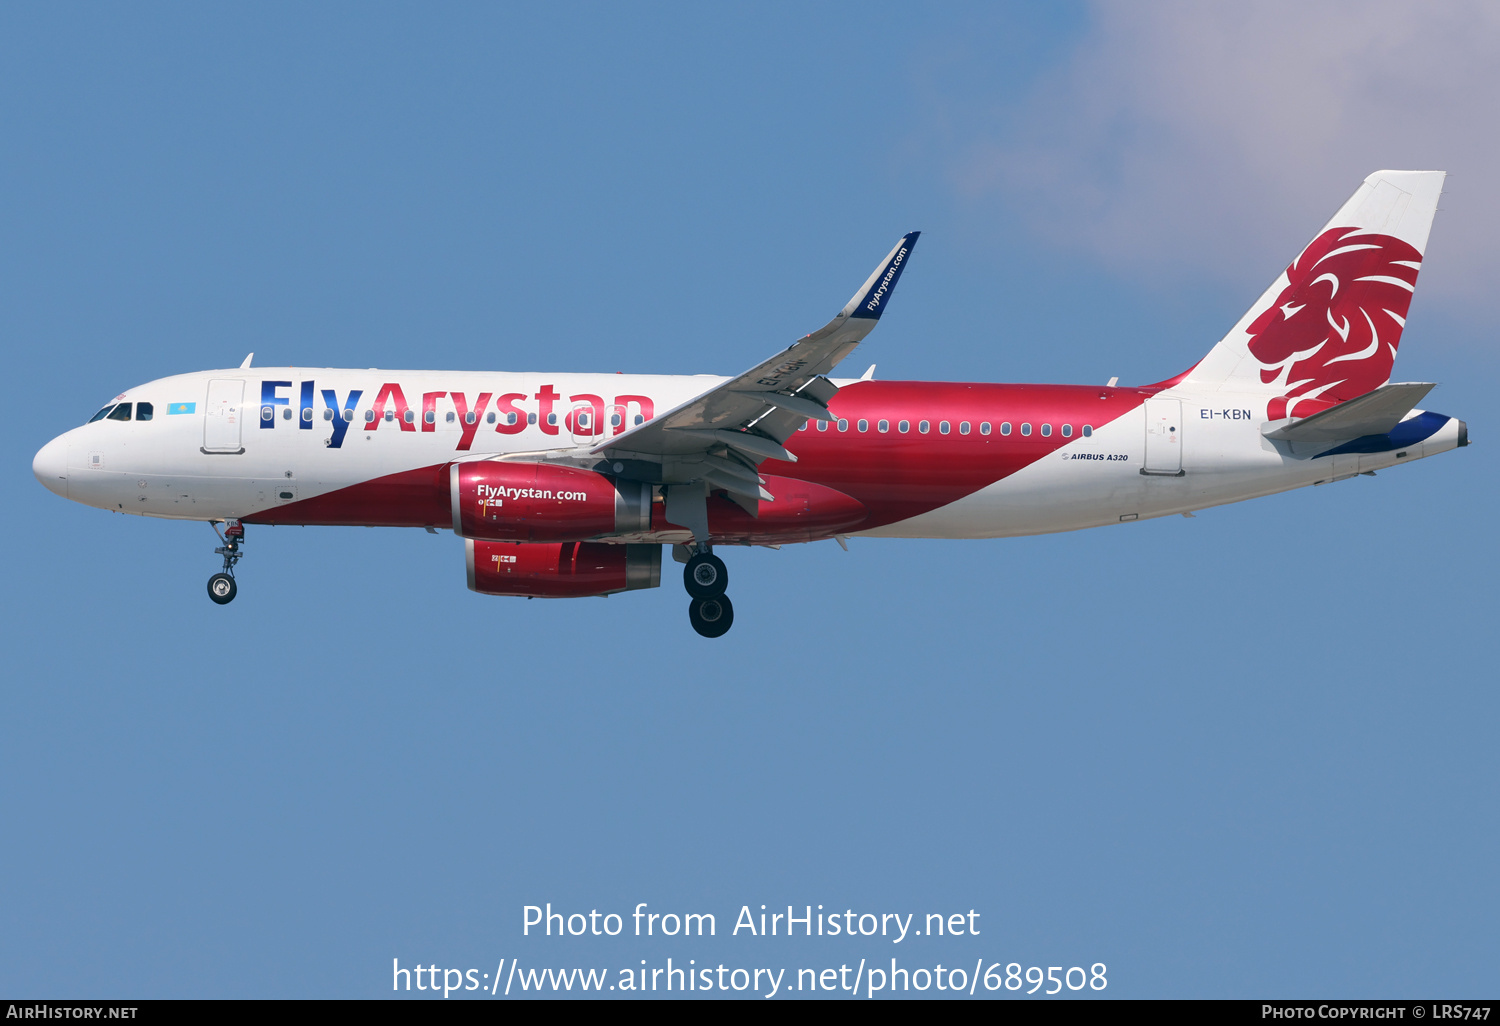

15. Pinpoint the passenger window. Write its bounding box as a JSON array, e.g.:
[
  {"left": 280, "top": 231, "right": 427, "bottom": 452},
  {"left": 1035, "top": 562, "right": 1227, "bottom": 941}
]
[
  {"left": 857, "top": 419, "right": 869, "bottom": 432},
  {"left": 383, "top": 410, "right": 394, "bottom": 422},
  {"left": 980, "top": 422, "right": 991, "bottom": 435},
  {"left": 816, "top": 420, "right": 827, "bottom": 431},
  {"left": 107, "top": 403, "right": 133, "bottom": 422},
  {"left": 323, "top": 408, "right": 334, "bottom": 421},
  {"left": 365, "top": 410, "right": 376, "bottom": 423},
  {"left": 282, "top": 406, "right": 293, "bottom": 420},
  {"left": 1061, "top": 424, "right": 1072, "bottom": 438},
  {"left": 343, "top": 409, "right": 354, "bottom": 422},
  {"left": 445, "top": 412, "right": 455, "bottom": 424},
  {"left": 261, "top": 406, "right": 275, "bottom": 421},
  {"left": 1021, "top": 423, "right": 1032, "bottom": 436},
  {"left": 402, "top": 410, "right": 414, "bottom": 424},
  {"left": 528, "top": 412, "right": 538, "bottom": 425},
  {"left": 88, "top": 405, "right": 116, "bottom": 423},
  {"left": 898, "top": 420, "right": 910, "bottom": 433},
  {"left": 611, "top": 413, "right": 622, "bottom": 427},
  {"left": 918, "top": 420, "right": 930, "bottom": 433},
  {"left": 1000, "top": 422, "right": 1012, "bottom": 436},
  {"left": 465, "top": 412, "right": 476, "bottom": 425},
  {"left": 837, "top": 419, "right": 848, "bottom": 432},
  {"left": 798, "top": 421, "right": 808, "bottom": 431},
  {"left": 1082, "top": 425, "right": 1093, "bottom": 437},
  {"left": 301, "top": 407, "right": 312, "bottom": 423},
  {"left": 959, "top": 421, "right": 971, "bottom": 435},
  {"left": 877, "top": 419, "right": 889, "bottom": 433},
  {"left": 424, "top": 411, "right": 436, "bottom": 425},
  {"left": 633, "top": 414, "right": 643, "bottom": 425},
  {"left": 547, "top": 413, "right": 557, "bottom": 426},
  {"left": 939, "top": 421, "right": 950, "bottom": 434},
  {"left": 136, "top": 402, "right": 154, "bottom": 421},
  {"left": 1041, "top": 424, "right": 1052, "bottom": 437}
]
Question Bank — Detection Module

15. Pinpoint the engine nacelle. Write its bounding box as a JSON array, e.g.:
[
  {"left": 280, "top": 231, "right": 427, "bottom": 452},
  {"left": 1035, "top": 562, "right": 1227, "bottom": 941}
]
[
  {"left": 450, "top": 460, "right": 650, "bottom": 543},
  {"left": 466, "top": 540, "right": 661, "bottom": 598}
]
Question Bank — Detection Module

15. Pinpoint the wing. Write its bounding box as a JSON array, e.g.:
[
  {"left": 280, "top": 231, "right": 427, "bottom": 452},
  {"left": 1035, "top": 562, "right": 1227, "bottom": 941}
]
[{"left": 592, "top": 231, "right": 919, "bottom": 513}]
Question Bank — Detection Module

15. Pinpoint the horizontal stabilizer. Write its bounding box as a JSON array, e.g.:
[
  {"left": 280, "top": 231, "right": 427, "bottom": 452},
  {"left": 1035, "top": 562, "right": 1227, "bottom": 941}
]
[{"left": 1263, "top": 382, "right": 1435, "bottom": 444}]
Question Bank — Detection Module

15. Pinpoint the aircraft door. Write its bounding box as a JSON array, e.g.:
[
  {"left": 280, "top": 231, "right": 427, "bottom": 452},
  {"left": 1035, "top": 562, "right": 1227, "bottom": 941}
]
[
  {"left": 1142, "top": 398, "right": 1183, "bottom": 476},
  {"left": 569, "top": 401, "right": 604, "bottom": 446},
  {"left": 203, "top": 378, "right": 246, "bottom": 454}
]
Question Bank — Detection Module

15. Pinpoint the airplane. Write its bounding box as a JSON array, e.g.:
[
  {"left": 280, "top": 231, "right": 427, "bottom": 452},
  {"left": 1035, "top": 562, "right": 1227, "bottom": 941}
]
[{"left": 32, "top": 170, "right": 1467, "bottom": 637}]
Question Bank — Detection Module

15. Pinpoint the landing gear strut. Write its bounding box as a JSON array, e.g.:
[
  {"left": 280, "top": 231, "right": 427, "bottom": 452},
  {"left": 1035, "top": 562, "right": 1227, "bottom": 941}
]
[
  {"left": 683, "top": 546, "right": 733, "bottom": 637},
  {"left": 207, "top": 520, "right": 244, "bottom": 605}
]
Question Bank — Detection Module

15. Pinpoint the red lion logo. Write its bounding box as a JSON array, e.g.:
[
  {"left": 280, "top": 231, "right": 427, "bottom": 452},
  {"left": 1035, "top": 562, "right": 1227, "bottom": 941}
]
[{"left": 1246, "top": 227, "right": 1421, "bottom": 420}]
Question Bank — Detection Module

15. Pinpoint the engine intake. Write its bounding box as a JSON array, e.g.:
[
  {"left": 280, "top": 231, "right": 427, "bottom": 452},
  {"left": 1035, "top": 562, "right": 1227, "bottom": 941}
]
[
  {"left": 451, "top": 460, "right": 650, "bottom": 543},
  {"left": 467, "top": 540, "right": 661, "bottom": 598}
]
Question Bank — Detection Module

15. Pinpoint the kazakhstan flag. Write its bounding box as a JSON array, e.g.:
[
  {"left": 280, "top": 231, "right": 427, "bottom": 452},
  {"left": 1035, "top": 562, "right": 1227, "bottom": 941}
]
[{"left": 168, "top": 402, "right": 196, "bottom": 415}]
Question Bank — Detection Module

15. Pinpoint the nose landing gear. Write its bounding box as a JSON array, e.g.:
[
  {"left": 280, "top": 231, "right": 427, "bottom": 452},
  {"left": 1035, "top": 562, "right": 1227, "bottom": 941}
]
[
  {"left": 683, "top": 547, "right": 733, "bottom": 637},
  {"left": 207, "top": 520, "right": 244, "bottom": 605}
]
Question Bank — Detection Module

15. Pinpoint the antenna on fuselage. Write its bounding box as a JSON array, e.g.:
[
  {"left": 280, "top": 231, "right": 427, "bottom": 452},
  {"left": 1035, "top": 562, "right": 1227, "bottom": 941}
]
[{"left": 240, "top": 353, "right": 254, "bottom": 369}]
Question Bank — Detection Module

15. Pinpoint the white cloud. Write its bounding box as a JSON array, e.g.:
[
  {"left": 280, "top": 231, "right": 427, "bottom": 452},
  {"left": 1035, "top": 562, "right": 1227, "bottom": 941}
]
[{"left": 953, "top": 2, "right": 1500, "bottom": 309}]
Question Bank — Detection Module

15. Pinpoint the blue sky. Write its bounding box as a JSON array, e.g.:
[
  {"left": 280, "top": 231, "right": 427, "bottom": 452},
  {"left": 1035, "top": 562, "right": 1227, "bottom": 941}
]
[{"left": 3, "top": 2, "right": 1495, "bottom": 998}]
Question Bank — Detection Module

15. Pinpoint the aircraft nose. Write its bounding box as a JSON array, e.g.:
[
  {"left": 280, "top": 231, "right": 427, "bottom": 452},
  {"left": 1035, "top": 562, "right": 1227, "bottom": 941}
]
[{"left": 33, "top": 435, "right": 69, "bottom": 498}]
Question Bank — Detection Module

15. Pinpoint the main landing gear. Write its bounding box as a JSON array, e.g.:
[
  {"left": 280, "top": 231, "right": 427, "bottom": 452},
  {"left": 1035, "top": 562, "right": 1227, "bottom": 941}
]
[
  {"left": 684, "top": 548, "right": 733, "bottom": 638},
  {"left": 207, "top": 519, "right": 244, "bottom": 605}
]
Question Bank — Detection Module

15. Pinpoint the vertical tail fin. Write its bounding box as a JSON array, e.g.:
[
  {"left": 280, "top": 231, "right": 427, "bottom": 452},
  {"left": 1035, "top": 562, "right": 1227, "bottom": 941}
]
[{"left": 1180, "top": 170, "right": 1445, "bottom": 420}]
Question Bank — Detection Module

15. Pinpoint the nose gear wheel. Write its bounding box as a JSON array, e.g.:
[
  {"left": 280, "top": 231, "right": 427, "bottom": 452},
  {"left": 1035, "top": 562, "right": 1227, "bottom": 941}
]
[{"left": 207, "top": 573, "right": 237, "bottom": 604}]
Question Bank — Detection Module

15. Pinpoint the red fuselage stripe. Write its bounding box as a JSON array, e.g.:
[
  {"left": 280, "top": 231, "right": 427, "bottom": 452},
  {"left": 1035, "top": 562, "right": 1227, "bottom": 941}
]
[{"left": 245, "top": 381, "right": 1150, "bottom": 533}]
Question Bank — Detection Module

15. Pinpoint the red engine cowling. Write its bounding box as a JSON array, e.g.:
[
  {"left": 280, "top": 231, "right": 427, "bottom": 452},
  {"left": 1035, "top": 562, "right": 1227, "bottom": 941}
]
[
  {"left": 467, "top": 540, "right": 661, "bottom": 598},
  {"left": 451, "top": 461, "right": 650, "bottom": 543}
]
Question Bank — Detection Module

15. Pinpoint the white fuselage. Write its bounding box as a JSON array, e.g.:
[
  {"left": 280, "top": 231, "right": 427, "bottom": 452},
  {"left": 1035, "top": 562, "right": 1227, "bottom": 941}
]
[{"left": 32, "top": 367, "right": 1467, "bottom": 540}]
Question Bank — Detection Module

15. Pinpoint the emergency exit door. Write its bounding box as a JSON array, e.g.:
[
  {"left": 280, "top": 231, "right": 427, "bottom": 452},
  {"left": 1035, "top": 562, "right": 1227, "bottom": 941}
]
[{"left": 1142, "top": 398, "right": 1183, "bottom": 476}]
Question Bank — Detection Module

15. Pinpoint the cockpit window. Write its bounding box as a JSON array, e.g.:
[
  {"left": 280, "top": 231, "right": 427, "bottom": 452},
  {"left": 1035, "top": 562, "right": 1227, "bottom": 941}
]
[
  {"left": 136, "top": 402, "right": 153, "bottom": 421},
  {"left": 88, "top": 405, "right": 116, "bottom": 423},
  {"left": 106, "top": 403, "right": 133, "bottom": 421}
]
